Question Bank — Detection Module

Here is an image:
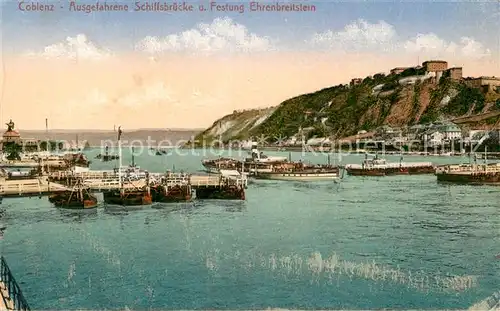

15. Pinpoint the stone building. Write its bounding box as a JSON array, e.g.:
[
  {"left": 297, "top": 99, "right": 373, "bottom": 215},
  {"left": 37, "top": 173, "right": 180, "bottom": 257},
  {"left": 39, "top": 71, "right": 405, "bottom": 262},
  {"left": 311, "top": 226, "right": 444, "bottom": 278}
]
[
  {"left": 350, "top": 78, "right": 362, "bottom": 87},
  {"left": 422, "top": 60, "right": 448, "bottom": 72},
  {"left": 422, "top": 60, "right": 448, "bottom": 83},
  {"left": 464, "top": 76, "right": 500, "bottom": 92},
  {"left": 446, "top": 67, "right": 463, "bottom": 81}
]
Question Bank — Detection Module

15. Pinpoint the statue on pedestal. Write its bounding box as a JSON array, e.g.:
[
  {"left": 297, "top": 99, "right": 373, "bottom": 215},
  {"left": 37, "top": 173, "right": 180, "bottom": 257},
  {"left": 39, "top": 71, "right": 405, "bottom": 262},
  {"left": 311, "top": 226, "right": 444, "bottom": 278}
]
[{"left": 5, "top": 119, "right": 14, "bottom": 132}]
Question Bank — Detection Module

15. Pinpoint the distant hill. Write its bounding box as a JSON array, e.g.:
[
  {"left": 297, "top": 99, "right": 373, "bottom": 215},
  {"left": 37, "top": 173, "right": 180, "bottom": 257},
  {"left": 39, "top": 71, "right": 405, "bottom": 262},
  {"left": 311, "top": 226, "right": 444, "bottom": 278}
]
[{"left": 18, "top": 129, "right": 201, "bottom": 146}]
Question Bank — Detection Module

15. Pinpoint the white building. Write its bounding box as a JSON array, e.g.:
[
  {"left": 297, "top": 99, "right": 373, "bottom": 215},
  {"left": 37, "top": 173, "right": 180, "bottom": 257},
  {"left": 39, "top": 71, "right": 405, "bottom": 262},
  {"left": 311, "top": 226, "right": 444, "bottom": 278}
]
[{"left": 424, "top": 131, "right": 445, "bottom": 146}]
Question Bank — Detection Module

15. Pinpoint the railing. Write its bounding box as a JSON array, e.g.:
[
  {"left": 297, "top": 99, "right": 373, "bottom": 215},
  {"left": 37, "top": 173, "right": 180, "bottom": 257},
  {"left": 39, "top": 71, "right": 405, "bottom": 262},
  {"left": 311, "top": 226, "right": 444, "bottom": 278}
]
[
  {"left": 51, "top": 171, "right": 118, "bottom": 180},
  {"left": 0, "top": 181, "right": 41, "bottom": 196},
  {"left": 50, "top": 171, "right": 165, "bottom": 180},
  {"left": 0, "top": 179, "right": 68, "bottom": 196},
  {"left": 190, "top": 175, "right": 222, "bottom": 187},
  {"left": 221, "top": 174, "right": 248, "bottom": 188},
  {"left": 0, "top": 256, "right": 30, "bottom": 310},
  {"left": 162, "top": 174, "right": 190, "bottom": 186},
  {"left": 83, "top": 179, "right": 147, "bottom": 191},
  {"left": 438, "top": 163, "right": 500, "bottom": 174},
  {"left": 47, "top": 172, "right": 247, "bottom": 189}
]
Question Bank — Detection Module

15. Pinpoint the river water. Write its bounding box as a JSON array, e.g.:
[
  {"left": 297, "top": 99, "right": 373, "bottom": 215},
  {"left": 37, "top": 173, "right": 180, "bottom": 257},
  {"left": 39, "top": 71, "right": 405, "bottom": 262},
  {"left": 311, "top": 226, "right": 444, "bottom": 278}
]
[{"left": 0, "top": 148, "right": 498, "bottom": 309}]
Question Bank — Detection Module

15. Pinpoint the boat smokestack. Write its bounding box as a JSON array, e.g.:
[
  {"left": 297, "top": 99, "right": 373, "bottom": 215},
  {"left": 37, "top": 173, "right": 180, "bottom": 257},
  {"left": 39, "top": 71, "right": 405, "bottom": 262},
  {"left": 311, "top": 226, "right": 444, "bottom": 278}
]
[
  {"left": 131, "top": 147, "right": 135, "bottom": 167},
  {"left": 118, "top": 126, "right": 123, "bottom": 194},
  {"left": 251, "top": 143, "right": 259, "bottom": 159}
]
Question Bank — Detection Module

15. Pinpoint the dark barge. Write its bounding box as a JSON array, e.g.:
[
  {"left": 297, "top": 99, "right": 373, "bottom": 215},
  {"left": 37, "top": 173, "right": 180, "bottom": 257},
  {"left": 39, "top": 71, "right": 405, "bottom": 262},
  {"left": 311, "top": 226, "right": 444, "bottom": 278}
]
[
  {"left": 191, "top": 170, "right": 246, "bottom": 200},
  {"left": 151, "top": 172, "right": 192, "bottom": 203},
  {"left": 48, "top": 179, "right": 98, "bottom": 209}
]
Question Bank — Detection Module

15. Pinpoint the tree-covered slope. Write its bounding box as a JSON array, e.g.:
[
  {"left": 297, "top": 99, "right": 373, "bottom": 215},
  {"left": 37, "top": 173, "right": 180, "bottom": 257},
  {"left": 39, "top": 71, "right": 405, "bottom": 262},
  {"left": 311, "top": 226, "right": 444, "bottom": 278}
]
[{"left": 194, "top": 69, "right": 500, "bottom": 144}]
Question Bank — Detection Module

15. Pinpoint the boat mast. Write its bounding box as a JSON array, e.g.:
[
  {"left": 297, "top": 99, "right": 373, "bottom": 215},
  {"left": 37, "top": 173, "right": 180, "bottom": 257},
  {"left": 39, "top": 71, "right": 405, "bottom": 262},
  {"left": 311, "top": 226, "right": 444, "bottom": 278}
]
[
  {"left": 484, "top": 146, "right": 487, "bottom": 165},
  {"left": 131, "top": 147, "right": 135, "bottom": 167},
  {"left": 118, "top": 126, "right": 123, "bottom": 194},
  {"left": 79, "top": 181, "right": 83, "bottom": 201}
]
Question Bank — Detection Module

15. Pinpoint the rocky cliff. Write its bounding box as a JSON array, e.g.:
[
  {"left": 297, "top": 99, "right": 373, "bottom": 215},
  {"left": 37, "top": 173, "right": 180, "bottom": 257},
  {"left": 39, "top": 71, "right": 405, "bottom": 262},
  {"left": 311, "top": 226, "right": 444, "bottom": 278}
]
[{"left": 194, "top": 69, "right": 500, "bottom": 144}]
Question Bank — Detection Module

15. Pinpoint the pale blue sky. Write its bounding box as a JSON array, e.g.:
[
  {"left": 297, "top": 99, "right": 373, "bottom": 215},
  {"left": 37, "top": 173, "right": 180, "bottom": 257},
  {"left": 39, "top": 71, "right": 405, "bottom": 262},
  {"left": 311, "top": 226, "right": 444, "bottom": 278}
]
[{"left": 0, "top": 1, "right": 499, "bottom": 54}]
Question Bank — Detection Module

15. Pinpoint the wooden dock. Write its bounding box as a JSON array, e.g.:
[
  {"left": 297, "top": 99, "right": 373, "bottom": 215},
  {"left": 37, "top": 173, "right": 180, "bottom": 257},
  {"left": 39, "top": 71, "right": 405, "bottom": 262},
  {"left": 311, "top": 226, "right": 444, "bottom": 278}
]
[
  {"left": 0, "top": 177, "right": 69, "bottom": 198},
  {"left": 0, "top": 160, "right": 67, "bottom": 169},
  {"left": 0, "top": 171, "right": 247, "bottom": 198},
  {"left": 0, "top": 162, "right": 38, "bottom": 168},
  {"left": 49, "top": 171, "right": 247, "bottom": 189}
]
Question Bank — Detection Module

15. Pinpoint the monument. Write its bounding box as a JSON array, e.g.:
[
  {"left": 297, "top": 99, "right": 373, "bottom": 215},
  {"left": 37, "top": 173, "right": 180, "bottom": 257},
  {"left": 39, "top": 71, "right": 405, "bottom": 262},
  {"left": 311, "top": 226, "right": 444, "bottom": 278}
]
[{"left": 2, "top": 119, "right": 21, "bottom": 144}]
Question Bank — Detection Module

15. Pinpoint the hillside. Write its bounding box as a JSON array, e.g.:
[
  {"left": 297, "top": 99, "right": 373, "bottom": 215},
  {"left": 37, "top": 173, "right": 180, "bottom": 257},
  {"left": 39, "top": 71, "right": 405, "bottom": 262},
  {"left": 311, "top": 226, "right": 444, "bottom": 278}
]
[
  {"left": 193, "top": 107, "right": 277, "bottom": 142},
  {"left": 193, "top": 69, "right": 500, "bottom": 144}
]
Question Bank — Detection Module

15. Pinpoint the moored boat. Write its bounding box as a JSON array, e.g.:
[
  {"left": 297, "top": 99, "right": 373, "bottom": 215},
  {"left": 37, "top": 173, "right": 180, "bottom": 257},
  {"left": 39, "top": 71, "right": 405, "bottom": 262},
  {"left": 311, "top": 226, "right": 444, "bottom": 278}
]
[
  {"left": 245, "top": 143, "right": 288, "bottom": 163},
  {"left": 436, "top": 162, "right": 500, "bottom": 184},
  {"left": 103, "top": 189, "right": 152, "bottom": 206},
  {"left": 2, "top": 168, "right": 39, "bottom": 180},
  {"left": 345, "top": 154, "right": 434, "bottom": 176},
  {"left": 151, "top": 184, "right": 192, "bottom": 202},
  {"left": 49, "top": 179, "right": 98, "bottom": 209},
  {"left": 150, "top": 172, "right": 192, "bottom": 202},
  {"left": 63, "top": 152, "right": 91, "bottom": 167},
  {"left": 103, "top": 127, "right": 152, "bottom": 206},
  {"left": 95, "top": 146, "right": 119, "bottom": 161},
  {"left": 253, "top": 162, "right": 340, "bottom": 181},
  {"left": 201, "top": 144, "right": 288, "bottom": 174},
  {"left": 202, "top": 157, "right": 242, "bottom": 173}
]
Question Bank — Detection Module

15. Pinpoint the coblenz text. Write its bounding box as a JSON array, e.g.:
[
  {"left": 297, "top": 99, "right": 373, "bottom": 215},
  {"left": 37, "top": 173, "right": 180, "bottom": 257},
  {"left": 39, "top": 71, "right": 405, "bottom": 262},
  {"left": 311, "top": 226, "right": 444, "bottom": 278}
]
[
  {"left": 18, "top": 1, "right": 54, "bottom": 11},
  {"left": 135, "top": 1, "right": 194, "bottom": 11}
]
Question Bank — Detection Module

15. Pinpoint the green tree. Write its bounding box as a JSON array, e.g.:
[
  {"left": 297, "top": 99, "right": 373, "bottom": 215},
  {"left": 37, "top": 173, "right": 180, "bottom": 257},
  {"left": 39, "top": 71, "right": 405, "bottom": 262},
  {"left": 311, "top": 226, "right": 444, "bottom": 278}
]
[
  {"left": 39, "top": 141, "right": 62, "bottom": 151},
  {"left": 3, "top": 142, "right": 22, "bottom": 160}
]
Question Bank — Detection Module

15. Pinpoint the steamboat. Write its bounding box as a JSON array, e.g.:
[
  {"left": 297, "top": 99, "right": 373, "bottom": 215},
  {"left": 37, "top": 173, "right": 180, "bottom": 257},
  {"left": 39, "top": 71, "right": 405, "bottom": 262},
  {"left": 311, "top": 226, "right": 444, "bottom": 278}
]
[
  {"left": 245, "top": 143, "right": 288, "bottom": 164},
  {"left": 201, "top": 143, "right": 288, "bottom": 174},
  {"left": 253, "top": 161, "right": 340, "bottom": 181},
  {"left": 202, "top": 157, "right": 242, "bottom": 174},
  {"left": 151, "top": 147, "right": 171, "bottom": 156},
  {"left": 344, "top": 154, "right": 434, "bottom": 176},
  {"left": 67, "top": 153, "right": 90, "bottom": 167},
  {"left": 95, "top": 146, "right": 119, "bottom": 162},
  {"left": 2, "top": 168, "right": 39, "bottom": 180},
  {"left": 435, "top": 162, "right": 500, "bottom": 184}
]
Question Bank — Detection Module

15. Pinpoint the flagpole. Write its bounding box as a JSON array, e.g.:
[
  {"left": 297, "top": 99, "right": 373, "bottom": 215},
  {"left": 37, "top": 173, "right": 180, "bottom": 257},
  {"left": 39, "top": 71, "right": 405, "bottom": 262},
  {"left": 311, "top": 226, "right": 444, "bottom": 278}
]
[{"left": 118, "top": 126, "right": 123, "bottom": 193}]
